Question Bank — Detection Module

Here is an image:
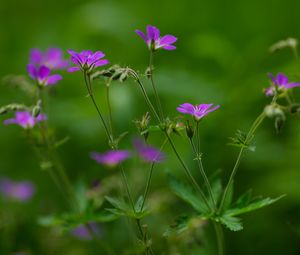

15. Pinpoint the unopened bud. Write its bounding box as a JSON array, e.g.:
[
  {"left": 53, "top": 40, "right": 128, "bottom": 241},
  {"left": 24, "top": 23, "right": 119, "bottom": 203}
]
[{"left": 186, "top": 120, "right": 194, "bottom": 139}]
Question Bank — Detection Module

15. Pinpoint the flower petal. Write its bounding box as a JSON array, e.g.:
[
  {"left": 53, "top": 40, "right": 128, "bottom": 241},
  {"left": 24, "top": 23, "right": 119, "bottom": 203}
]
[
  {"left": 30, "top": 48, "right": 42, "bottom": 65},
  {"left": 68, "top": 66, "right": 81, "bottom": 72},
  {"left": 160, "top": 35, "right": 177, "bottom": 45},
  {"left": 46, "top": 74, "right": 62, "bottom": 85},
  {"left": 135, "top": 29, "right": 148, "bottom": 43},
  {"left": 27, "top": 64, "right": 37, "bottom": 79},
  {"left": 176, "top": 103, "right": 195, "bottom": 115},
  {"left": 162, "top": 45, "right": 176, "bottom": 50},
  {"left": 38, "top": 65, "right": 51, "bottom": 80},
  {"left": 277, "top": 73, "right": 289, "bottom": 85},
  {"left": 147, "top": 25, "right": 160, "bottom": 40},
  {"left": 94, "top": 59, "right": 109, "bottom": 68}
]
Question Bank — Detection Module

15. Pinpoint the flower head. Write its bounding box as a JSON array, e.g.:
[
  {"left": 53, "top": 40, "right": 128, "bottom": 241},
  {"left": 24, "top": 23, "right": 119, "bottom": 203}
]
[
  {"left": 3, "top": 111, "right": 47, "bottom": 129},
  {"left": 0, "top": 178, "right": 35, "bottom": 202},
  {"left": 135, "top": 25, "right": 177, "bottom": 51},
  {"left": 27, "top": 64, "right": 62, "bottom": 87},
  {"left": 177, "top": 103, "right": 220, "bottom": 121},
  {"left": 90, "top": 150, "right": 131, "bottom": 167},
  {"left": 71, "top": 223, "right": 99, "bottom": 240},
  {"left": 133, "top": 138, "right": 165, "bottom": 163},
  {"left": 67, "top": 50, "right": 109, "bottom": 73},
  {"left": 30, "top": 48, "right": 69, "bottom": 69},
  {"left": 265, "top": 73, "right": 300, "bottom": 96}
]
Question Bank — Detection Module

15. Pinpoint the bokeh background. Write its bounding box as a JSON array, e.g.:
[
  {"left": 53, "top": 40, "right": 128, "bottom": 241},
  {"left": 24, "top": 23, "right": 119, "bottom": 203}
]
[{"left": 1, "top": 0, "right": 300, "bottom": 254}]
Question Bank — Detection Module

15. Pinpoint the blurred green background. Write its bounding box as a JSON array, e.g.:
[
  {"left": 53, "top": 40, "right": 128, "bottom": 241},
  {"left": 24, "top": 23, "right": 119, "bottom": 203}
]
[{"left": 1, "top": 0, "right": 300, "bottom": 254}]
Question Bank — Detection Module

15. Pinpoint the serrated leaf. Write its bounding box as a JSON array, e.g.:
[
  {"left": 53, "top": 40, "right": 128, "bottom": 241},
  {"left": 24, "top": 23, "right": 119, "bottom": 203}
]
[
  {"left": 169, "top": 175, "right": 209, "bottom": 214},
  {"left": 219, "top": 215, "right": 243, "bottom": 231},
  {"left": 226, "top": 195, "right": 284, "bottom": 216}
]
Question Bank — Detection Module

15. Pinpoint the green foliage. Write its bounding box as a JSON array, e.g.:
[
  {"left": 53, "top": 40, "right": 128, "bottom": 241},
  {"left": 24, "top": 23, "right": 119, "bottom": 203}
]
[
  {"left": 169, "top": 175, "right": 210, "bottom": 215},
  {"left": 228, "top": 130, "right": 256, "bottom": 151}
]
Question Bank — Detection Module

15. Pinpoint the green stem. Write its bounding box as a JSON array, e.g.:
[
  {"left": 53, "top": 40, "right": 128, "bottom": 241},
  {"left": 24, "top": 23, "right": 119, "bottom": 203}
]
[
  {"left": 106, "top": 84, "right": 114, "bottom": 136},
  {"left": 136, "top": 78, "right": 161, "bottom": 123},
  {"left": 164, "top": 130, "right": 212, "bottom": 210},
  {"left": 140, "top": 162, "right": 155, "bottom": 212},
  {"left": 149, "top": 51, "right": 164, "bottom": 120},
  {"left": 189, "top": 136, "right": 216, "bottom": 209},
  {"left": 219, "top": 112, "right": 266, "bottom": 212},
  {"left": 84, "top": 72, "right": 114, "bottom": 147},
  {"left": 213, "top": 222, "right": 224, "bottom": 255}
]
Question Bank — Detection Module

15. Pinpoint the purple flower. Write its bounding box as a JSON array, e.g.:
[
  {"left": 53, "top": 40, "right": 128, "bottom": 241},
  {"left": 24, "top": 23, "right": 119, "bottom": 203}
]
[
  {"left": 133, "top": 138, "right": 165, "bottom": 163},
  {"left": 90, "top": 150, "right": 131, "bottom": 167},
  {"left": 264, "top": 73, "right": 300, "bottom": 96},
  {"left": 30, "top": 48, "right": 69, "bottom": 69},
  {"left": 3, "top": 111, "right": 47, "bottom": 129},
  {"left": 27, "top": 64, "right": 62, "bottom": 87},
  {"left": 0, "top": 178, "right": 35, "bottom": 202},
  {"left": 67, "top": 50, "right": 109, "bottom": 73},
  {"left": 177, "top": 103, "right": 220, "bottom": 121},
  {"left": 71, "top": 223, "right": 99, "bottom": 240},
  {"left": 135, "top": 25, "right": 177, "bottom": 51}
]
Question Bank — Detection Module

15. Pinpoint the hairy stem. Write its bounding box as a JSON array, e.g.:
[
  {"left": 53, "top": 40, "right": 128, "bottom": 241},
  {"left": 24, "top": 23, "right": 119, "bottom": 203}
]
[
  {"left": 219, "top": 112, "right": 266, "bottom": 212},
  {"left": 149, "top": 51, "right": 164, "bottom": 120}
]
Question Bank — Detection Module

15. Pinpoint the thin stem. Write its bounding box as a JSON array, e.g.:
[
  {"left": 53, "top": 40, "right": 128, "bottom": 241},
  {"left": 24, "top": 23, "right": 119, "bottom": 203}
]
[
  {"left": 213, "top": 222, "right": 224, "bottom": 255},
  {"left": 141, "top": 162, "right": 155, "bottom": 212},
  {"left": 106, "top": 84, "right": 114, "bottom": 136},
  {"left": 149, "top": 51, "right": 164, "bottom": 119},
  {"left": 189, "top": 136, "right": 216, "bottom": 209},
  {"left": 219, "top": 112, "right": 266, "bottom": 212},
  {"left": 136, "top": 78, "right": 161, "bottom": 123},
  {"left": 84, "top": 73, "right": 113, "bottom": 147},
  {"left": 164, "top": 130, "right": 212, "bottom": 210}
]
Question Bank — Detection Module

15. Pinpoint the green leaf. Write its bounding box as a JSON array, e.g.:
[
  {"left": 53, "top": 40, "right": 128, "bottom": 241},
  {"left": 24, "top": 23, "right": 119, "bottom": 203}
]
[
  {"left": 226, "top": 195, "right": 284, "bottom": 217},
  {"left": 219, "top": 215, "right": 243, "bottom": 231},
  {"left": 105, "top": 196, "right": 130, "bottom": 212},
  {"left": 211, "top": 178, "right": 223, "bottom": 205},
  {"left": 228, "top": 130, "right": 255, "bottom": 151},
  {"left": 169, "top": 175, "right": 209, "bottom": 214},
  {"left": 221, "top": 181, "right": 234, "bottom": 212}
]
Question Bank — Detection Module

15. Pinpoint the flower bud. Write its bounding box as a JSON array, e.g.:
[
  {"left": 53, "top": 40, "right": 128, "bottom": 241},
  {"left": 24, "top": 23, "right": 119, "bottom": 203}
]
[
  {"left": 264, "top": 104, "right": 285, "bottom": 119},
  {"left": 185, "top": 120, "right": 194, "bottom": 139}
]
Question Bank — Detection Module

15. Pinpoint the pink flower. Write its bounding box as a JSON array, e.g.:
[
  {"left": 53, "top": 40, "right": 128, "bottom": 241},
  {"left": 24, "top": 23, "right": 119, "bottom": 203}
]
[{"left": 177, "top": 103, "right": 220, "bottom": 121}]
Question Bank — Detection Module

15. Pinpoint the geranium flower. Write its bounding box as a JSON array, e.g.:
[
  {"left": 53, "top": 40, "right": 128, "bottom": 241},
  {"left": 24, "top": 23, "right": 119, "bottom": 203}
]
[
  {"left": 3, "top": 111, "right": 47, "bottom": 129},
  {"left": 0, "top": 178, "right": 35, "bottom": 202},
  {"left": 30, "top": 48, "right": 69, "bottom": 69},
  {"left": 135, "top": 25, "right": 177, "bottom": 51},
  {"left": 27, "top": 64, "right": 62, "bottom": 86},
  {"left": 177, "top": 103, "right": 220, "bottom": 121},
  {"left": 264, "top": 73, "right": 300, "bottom": 96},
  {"left": 67, "top": 50, "right": 109, "bottom": 73},
  {"left": 133, "top": 138, "right": 165, "bottom": 163},
  {"left": 90, "top": 150, "right": 131, "bottom": 167}
]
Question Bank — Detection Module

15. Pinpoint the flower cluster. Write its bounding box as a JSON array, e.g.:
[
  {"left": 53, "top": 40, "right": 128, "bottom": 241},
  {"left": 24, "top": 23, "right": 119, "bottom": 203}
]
[
  {"left": 90, "top": 139, "right": 165, "bottom": 167},
  {"left": 27, "top": 47, "right": 68, "bottom": 87},
  {"left": 3, "top": 111, "right": 46, "bottom": 129},
  {"left": 177, "top": 103, "right": 220, "bottom": 121},
  {"left": 0, "top": 178, "right": 35, "bottom": 202},
  {"left": 67, "top": 50, "right": 109, "bottom": 73},
  {"left": 264, "top": 72, "right": 300, "bottom": 96},
  {"left": 136, "top": 25, "right": 177, "bottom": 51}
]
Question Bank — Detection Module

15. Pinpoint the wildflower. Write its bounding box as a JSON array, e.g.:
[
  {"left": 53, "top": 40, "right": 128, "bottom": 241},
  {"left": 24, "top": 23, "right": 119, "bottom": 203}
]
[
  {"left": 133, "top": 138, "right": 165, "bottom": 163},
  {"left": 30, "top": 48, "right": 69, "bottom": 69},
  {"left": 67, "top": 50, "right": 109, "bottom": 73},
  {"left": 135, "top": 25, "right": 177, "bottom": 51},
  {"left": 177, "top": 103, "right": 220, "bottom": 121},
  {"left": 265, "top": 73, "right": 300, "bottom": 96},
  {"left": 0, "top": 178, "right": 35, "bottom": 202},
  {"left": 90, "top": 150, "right": 131, "bottom": 167},
  {"left": 71, "top": 223, "right": 99, "bottom": 240},
  {"left": 27, "top": 64, "right": 62, "bottom": 87},
  {"left": 3, "top": 111, "right": 47, "bottom": 129}
]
